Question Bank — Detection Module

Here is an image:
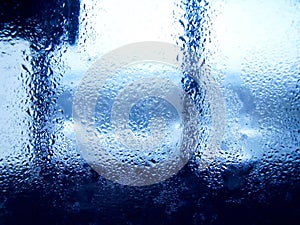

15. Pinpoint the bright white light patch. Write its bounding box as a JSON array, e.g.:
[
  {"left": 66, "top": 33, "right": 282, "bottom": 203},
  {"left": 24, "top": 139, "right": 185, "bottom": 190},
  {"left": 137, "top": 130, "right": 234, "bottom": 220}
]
[{"left": 213, "top": 0, "right": 300, "bottom": 72}]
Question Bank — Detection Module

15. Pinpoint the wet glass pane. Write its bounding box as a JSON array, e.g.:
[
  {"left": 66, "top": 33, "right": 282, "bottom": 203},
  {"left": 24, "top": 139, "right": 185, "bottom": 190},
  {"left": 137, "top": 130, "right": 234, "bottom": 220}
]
[{"left": 0, "top": 0, "right": 299, "bottom": 224}]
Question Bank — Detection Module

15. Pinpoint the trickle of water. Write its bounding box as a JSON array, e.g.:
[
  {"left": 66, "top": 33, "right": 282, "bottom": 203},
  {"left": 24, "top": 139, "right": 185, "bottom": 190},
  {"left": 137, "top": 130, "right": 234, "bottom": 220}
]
[{"left": 179, "top": 0, "right": 300, "bottom": 190}]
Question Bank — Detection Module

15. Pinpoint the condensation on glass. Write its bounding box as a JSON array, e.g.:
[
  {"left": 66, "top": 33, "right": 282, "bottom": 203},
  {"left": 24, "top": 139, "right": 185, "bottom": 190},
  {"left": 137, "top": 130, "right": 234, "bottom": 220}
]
[{"left": 0, "top": 0, "right": 299, "bottom": 224}]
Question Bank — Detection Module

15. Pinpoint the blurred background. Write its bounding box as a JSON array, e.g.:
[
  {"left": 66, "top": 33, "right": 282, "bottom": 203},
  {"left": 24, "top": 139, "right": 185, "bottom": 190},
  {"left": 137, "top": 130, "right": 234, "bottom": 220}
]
[{"left": 0, "top": 0, "right": 299, "bottom": 224}]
